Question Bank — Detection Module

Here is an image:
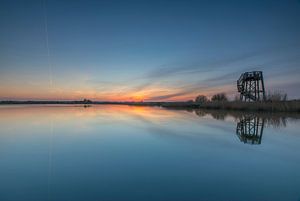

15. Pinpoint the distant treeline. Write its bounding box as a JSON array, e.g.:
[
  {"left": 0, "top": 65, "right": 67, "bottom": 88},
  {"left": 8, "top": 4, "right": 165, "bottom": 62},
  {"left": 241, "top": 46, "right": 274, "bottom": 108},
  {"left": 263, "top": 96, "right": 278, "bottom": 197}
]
[
  {"left": 0, "top": 99, "right": 93, "bottom": 105},
  {"left": 1, "top": 99, "right": 300, "bottom": 112},
  {"left": 161, "top": 92, "right": 299, "bottom": 112},
  {"left": 1, "top": 91, "right": 300, "bottom": 112}
]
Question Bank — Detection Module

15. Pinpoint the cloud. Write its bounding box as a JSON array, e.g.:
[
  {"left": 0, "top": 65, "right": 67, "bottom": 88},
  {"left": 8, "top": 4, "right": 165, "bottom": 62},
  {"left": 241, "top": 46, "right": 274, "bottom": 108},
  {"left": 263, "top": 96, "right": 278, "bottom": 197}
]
[
  {"left": 144, "top": 51, "right": 260, "bottom": 80},
  {"left": 146, "top": 91, "right": 192, "bottom": 101},
  {"left": 80, "top": 42, "right": 300, "bottom": 101}
]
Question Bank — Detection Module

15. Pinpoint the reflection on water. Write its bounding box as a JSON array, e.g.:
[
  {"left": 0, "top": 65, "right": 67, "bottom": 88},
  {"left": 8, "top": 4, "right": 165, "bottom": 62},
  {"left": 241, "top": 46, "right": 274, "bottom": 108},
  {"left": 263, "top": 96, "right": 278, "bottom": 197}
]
[
  {"left": 193, "top": 109, "right": 298, "bottom": 145},
  {"left": 0, "top": 105, "right": 300, "bottom": 201},
  {"left": 236, "top": 115, "right": 264, "bottom": 145},
  {"left": 193, "top": 109, "right": 291, "bottom": 128}
]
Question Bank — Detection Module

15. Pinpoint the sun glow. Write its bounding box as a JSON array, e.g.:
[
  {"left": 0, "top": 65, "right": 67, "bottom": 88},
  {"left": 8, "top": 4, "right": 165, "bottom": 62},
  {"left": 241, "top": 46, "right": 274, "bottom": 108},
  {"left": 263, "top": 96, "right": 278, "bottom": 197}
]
[
  {"left": 0, "top": 79, "right": 235, "bottom": 102},
  {"left": 131, "top": 94, "right": 146, "bottom": 102}
]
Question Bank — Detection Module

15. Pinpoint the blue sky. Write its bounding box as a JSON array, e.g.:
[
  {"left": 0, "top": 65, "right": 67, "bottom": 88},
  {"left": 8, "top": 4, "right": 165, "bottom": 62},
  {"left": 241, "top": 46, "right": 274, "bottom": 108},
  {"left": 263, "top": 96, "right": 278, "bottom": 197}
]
[{"left": 0, "top": 0, "right": 300, "bottom": 101}]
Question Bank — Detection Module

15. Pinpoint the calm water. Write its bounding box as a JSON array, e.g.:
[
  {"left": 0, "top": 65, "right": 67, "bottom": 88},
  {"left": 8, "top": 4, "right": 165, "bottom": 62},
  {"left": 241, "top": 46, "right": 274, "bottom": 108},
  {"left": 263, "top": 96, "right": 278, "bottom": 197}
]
[{"left": 0, "top": 105, "right": 300, "bottom": 201}]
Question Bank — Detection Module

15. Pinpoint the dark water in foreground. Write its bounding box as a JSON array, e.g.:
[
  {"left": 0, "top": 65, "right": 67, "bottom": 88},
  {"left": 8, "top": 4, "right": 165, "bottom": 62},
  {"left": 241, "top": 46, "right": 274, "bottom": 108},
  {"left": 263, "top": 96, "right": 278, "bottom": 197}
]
[{"left": 0, "top": 105, "right": 299, "bottom": 201}]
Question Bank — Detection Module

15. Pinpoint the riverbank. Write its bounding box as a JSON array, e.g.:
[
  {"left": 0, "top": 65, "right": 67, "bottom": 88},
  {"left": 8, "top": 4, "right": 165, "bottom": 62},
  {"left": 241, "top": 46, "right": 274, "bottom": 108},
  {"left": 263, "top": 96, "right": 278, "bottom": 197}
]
[
  {"left": 159, "top": 100, "right": 300, "bottom": 112},
  {"left": 1, "top": 100, "right": 299, "bottom": 112}
]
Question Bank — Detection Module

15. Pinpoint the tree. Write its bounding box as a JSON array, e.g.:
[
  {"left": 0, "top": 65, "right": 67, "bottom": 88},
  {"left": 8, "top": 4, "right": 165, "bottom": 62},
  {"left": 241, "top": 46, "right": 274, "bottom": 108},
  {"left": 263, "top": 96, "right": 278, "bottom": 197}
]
[
  {"left": 83, "top": 99, "right": 92, "bottom": 103},
  {"left": 211, "top": 93, "right": 228, "bottom": 102},
  {"left": 195, "top": 95, "right": 209, "bottom": 104}
]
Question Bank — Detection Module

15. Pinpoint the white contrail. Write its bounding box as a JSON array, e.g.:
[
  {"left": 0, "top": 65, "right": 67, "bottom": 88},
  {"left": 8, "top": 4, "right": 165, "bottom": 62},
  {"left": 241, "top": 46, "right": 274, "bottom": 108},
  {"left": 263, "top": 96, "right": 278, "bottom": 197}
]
[
  {"left": 43, "top": 0, "right": 53, "bottom": 87},
  {"left": 44, "top": 1, "right": 53, "bottom": 197},
  {"left": 47, "top": 120, "right": 53, "bottom": 200}
]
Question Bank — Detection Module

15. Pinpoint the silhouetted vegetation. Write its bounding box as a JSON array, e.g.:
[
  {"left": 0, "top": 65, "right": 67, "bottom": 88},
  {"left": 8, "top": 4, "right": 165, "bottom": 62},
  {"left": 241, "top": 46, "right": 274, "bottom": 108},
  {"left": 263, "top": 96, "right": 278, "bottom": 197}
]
[
  {"left": 211, "top": 93, "right": 228, "bottom": 102},
  {"left": 266, "top": 90, "right": 287, "bottom": 101},
  {"left": 0, "top": 100, "right": 93, "bottom": 105},
  {"left": 83, "top": 99, "right": 93, "bottom": 104},
  {"left": 195, "top": 95, "right": 209, "bottom": 104}
]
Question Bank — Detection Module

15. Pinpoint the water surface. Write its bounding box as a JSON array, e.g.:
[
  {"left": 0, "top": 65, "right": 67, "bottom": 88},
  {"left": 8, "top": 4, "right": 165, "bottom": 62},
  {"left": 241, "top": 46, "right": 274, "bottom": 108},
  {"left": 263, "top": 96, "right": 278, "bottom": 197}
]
[{"left": 0, "top": 105, "right": 299, "bottom": 201}]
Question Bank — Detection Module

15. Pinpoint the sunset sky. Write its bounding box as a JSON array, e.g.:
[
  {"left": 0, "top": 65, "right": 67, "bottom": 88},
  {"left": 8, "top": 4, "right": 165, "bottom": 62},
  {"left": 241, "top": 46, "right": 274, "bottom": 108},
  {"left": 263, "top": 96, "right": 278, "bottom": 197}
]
[{"left": 1, "top": 0, "right": 300, "bottom": 101}]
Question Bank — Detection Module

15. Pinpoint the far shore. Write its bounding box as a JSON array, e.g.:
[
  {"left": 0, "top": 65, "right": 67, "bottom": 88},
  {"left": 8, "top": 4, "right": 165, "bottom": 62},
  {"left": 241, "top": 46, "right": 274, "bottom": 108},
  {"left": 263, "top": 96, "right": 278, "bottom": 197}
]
[{"left": 1, "top": 100, "right": 300, "bottom": 113}]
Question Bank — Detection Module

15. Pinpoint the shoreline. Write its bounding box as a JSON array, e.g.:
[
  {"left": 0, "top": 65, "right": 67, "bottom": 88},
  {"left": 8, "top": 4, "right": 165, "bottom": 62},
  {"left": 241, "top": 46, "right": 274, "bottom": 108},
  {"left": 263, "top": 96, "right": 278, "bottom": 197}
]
[{"left": 1, "top": 100, "right": 300, "bottom": 113}]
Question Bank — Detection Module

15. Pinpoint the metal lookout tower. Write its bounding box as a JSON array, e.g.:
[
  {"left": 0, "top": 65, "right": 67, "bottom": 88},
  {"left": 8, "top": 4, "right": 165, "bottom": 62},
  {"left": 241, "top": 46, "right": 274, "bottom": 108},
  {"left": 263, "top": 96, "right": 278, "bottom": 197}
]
[{"left": 237, "top": 71, "right": 266, "bottom": 102}]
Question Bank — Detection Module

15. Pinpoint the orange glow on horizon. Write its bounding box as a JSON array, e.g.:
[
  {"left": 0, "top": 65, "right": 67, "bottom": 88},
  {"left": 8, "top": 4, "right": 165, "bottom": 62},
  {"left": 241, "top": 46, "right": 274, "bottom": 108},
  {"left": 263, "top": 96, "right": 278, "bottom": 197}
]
[{"left": 0, "top": 83, "right": 235, "bottom": 102}]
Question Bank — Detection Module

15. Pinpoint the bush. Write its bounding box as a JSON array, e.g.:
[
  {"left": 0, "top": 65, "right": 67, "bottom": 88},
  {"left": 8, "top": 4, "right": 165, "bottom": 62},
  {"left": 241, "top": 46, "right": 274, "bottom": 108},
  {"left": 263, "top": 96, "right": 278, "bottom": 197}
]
[
  {"left": 211, "top": 93, "right": 228, "bottom": 102},
  {"left": 266, "top": 90, "right": 287, "bottom": 101},
  {"left": 83, "top": 99, "right": 92, "bottom": 103},
  {"left": 195, "top": 95, "right": 209, "bottom": 104},
  {"left": 234, "top": 94, "right": 241, "bottom": 101}
]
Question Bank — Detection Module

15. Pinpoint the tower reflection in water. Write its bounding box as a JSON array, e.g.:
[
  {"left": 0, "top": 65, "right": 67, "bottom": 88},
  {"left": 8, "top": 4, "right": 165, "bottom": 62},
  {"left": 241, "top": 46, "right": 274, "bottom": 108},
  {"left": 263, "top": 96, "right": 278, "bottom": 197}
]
[
  {"left": 193, "top": 109, "right": 291, "bottom": 145},
  {"left": 236, "top": 115, "right": 265, "bottom": 145}
]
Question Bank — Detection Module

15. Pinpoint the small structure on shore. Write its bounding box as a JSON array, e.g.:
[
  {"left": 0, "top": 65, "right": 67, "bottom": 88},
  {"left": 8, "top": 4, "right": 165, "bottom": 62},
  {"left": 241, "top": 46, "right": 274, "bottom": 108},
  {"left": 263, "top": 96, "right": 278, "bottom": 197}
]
[{"left": 237, "top": 71, "right": 266, "bottom": 102}]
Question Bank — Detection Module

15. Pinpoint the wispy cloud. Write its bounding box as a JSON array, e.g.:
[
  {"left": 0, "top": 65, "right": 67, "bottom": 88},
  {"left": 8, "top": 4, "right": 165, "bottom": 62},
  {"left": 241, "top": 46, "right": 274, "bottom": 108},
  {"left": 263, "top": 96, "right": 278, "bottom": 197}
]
[{"left": 77, "top": 43, "right": 300, "bottom": 101}]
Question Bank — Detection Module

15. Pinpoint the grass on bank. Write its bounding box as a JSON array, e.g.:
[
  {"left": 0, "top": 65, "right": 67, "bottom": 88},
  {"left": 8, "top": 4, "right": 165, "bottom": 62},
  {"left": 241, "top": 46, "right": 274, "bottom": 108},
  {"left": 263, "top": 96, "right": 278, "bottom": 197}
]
[
  {"left": 160, "top": 100, "right": 300, "bottom": 112},
  {"left": 161, "top": 92, "right": 299, "bottom": 112}
]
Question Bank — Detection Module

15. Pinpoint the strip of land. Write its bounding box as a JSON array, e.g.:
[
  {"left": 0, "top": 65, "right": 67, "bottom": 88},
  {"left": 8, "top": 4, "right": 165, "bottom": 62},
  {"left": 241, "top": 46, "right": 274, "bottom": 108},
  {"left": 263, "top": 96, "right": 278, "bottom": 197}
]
[{"left": 0, "top": 100, "right": 299, "bottom": 112}]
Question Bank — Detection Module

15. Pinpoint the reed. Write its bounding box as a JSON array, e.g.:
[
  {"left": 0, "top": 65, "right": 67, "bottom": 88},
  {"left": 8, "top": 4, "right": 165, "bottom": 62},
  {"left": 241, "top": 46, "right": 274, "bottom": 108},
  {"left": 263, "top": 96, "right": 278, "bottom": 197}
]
[{"left": 161, "top": 100, "right": 300, "bottom": 112}]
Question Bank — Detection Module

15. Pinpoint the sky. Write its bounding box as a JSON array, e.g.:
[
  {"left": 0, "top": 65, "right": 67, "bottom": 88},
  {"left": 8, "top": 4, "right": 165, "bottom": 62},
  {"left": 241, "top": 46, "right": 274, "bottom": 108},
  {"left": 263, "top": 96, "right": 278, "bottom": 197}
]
[{"left": 0, "top": 0, "right": 300, "bottom": 101}]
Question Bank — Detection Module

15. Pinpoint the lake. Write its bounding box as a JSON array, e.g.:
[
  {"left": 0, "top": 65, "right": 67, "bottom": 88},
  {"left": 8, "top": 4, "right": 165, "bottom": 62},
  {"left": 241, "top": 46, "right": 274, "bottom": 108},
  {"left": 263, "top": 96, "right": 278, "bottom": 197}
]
[{"left": 0, "top": 105, "right": 299, "bottom": 201}]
